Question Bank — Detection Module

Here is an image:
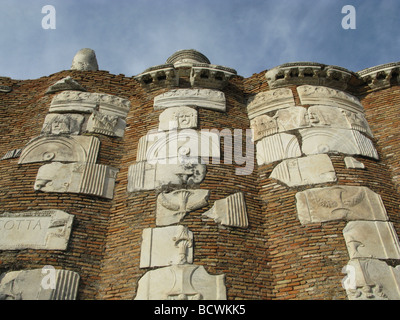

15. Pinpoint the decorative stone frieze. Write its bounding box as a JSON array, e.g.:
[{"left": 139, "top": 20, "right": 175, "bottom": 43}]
[
  {"left": 265, "top": 62, "right": 354, "bottom": 90},
  {"left": 134, "top": 64, "right": 179, "bottom": 88},
  {"left": 154, "top": 88, "right": 226, "bottom": 112},
  {"left": 190, "top": 64, "right": 237, "bottom": 89},
  {"left": 270, "top": 154, "right": 337, "bottom": 187},
  {"left": 127, "top": 160, "right": 207, "bottom": 192},
  {"left": 46, "top": 76, "right": 87, "bottom": 94},
  {"left": 297, "top": 85, "right": 364, "bottom": 113},
  {"left": 34, "top": 162, "right": 118, "bottom": 199},
  {"left": 342, "top": 259, "right": 400, "bottom": 300},
  {"left": 41, "top": 114, "right": 85, "bottom": 136},
  {"left": 358, "top": 62, "right": 400, "bottom": 91},
  {"left": 156, "top": 189, "right": 210, "bottom": 226},
  {"left": 256, "top": 133, "right": 301, "bottom": 165},
  {"left": 140, "top": 225, "right": 194, "bottom": 268},
  {"left": 0, "top": 210, "right": 73, "bottom": 250},
  {"left": 18, "top": 135, "right": 100, "bottom": 164},
  {"left": 246, "top": 88, "right": 295, "bottom": 120},
  {"left": 0, "top": 268, "right": 80, "bottom": 300},
  {"left": 50, "top": 91, "right": 131, "bottom": 118},
  {"left": 203, "top": 192, "right": 248, "bottom": 228},
  {"left": 300, "top": 128, "right": 378, "bottom": 159},
  {"left": 135, "top": 264, "right": 226, "bottom": 300},
  {"left": 158, "top": 107, "right": 198, "bottom": 131},
  {"left": 295, "top": 186, "right": 388, "bottom": 225},
  {"left": 86, "top": 110, "right": 126, "bottom": 137},
  {"left": 0, "top": 85, "right": 12, "bottom": 93}
]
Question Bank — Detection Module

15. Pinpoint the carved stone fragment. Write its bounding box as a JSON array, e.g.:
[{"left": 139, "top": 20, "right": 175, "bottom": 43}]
[
  {"left": 343, "top": 221, "right": 400, "bottom": 260},
  {"left": 246, "top": 88, "right": 295, "bottom": 120},
  {"left": 256, "top": 133, "right": 301, "bottom": 165},
  {"left": 295, "top": 186, "right": 388, "bottom": 225},
  {"left": 140, "top": 226, "right": 193, "bottom": 268},
  {"left": 158, "top": 107, "right": 198, "bottom": 131},
  {"left": 136, "top": 130, "right": 220, "bottom": 163},
  {"left": 41, "top": 114, "right": 85, "bottom": 136},
  {"left": 135, "top": 264, "right": 226, "bottom": 300},
  {"left": 270, "top": 154, "right": 337, "bottom": 187},
  {"left": 156, "top": 189, "right": 210, "bottom": 226},
  {"left": 344, "top": 156, "right": 365, "bottom": 169},
  {"left": 50, "top": 91, "right": 131, "bottom": 118},
  {"left": 71, "top": 48, "right": 99, "bottom": 71},
  {"left": 19, "top": 135, "right": 100, "bottom": 164},
  {"left": 300, "top": 128, "right": 378, "bottom": 159},
  {"left": 153, "top": 88, "right": 226, "bottom": 112},
  {"left": 0, "top": 210, "right": 73, "bottom": 250},
  {"left": 297, "top": 85, "right": 364, "bottom": 113},
  {"left": 46, "top": 76, "right": 87, "bottom": 94},
  {"left": 86, "top": 111, "right": 126, "bottom": 137},
  {"left": 1, "top": 149, "right": 21, "bottom": 160},
  {"left": 342, "top": 259, "right": 400, "bottom": 300},
  {"left": 127, "top": 160, "right": 206, "bottom": 192},
  {"left": 34, "top": 162, "right": 118, "bottom": 199},
  {"left": 0, "top": 268, "right": 80, "bottom": 300},
  {"left": 203, "top": 192, "right": 248, "bottom": 228}
]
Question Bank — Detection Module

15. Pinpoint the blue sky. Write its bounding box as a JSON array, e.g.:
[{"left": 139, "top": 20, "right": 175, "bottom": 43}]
[{"left": 1, "top": 0, "right": 399, "bottom": 80}]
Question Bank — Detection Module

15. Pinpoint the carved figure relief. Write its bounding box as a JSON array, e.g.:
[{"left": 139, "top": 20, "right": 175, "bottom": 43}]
[
  {"left": 34, "top": 162, "right": 118, "bottom": 199},
  {"left": 41, "top": 114, "right": 85, "bottom": 136},
  {"left": 270, "top": 154, "right": 337, "bottom": 187},
  {"left": 156, "top": 189, "right": 210, "bottom": 226},
  {"left": 203, "top": 192, "right": 248, "bottom": 228},
  {"left": 140, "top": 226, "right": 194, "bottom": 268},
  {"left": 295, "top": 186, "right": 388, "bottom": 225},
  {"left": 135, "top": 264, "right": 226, "bottom": 300},
  {"left": 0, "top": 269, "right": 80, "bottom": 300},
  {"left": 343, "top": 221, "right": 400, "bottom": 260},
  {"left": 18, "top": 135, "right": 100, "bottom": 164},
  {"left": 158, "top": 107, "right": 198, "bottom": 131}
]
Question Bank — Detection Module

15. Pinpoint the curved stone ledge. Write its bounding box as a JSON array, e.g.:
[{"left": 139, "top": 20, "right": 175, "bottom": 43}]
[
  {"left": 265, "top": 62, "right": 355, "bottom": 90},
  {"left": 358, "top": 61, "right": 400, "bottom": 91}
]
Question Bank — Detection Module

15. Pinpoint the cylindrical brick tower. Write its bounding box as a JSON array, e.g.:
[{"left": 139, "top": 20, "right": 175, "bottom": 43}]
[{"left": 0, "top": 49, "right": 399, "bottom": 300}]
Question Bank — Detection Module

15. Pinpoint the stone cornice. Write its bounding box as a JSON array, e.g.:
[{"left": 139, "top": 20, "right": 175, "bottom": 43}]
[
  {"left": 358, "top": 62, "right": 400, "bottom": 91},
  {"left": 265, "top": 62, "right": 356, "bottom": 91}
]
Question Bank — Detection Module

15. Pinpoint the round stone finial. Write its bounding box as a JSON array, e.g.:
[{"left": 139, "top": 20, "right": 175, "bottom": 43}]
[
  {"left": 71, "top": 48, "right": 99, "bottom": 71},
  {"left": 166, "top": 49, "right": 211, "bottom": 68}
]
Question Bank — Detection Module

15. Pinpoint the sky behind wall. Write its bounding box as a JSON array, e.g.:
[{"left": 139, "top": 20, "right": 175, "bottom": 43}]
[{"left": 0, "top": 0, "right": 399, "bottom": 80}]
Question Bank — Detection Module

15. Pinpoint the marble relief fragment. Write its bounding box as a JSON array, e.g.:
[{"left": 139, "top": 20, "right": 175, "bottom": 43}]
[
  {"left": 86, "top": 110, "right": 126, "bottom": 137},
  {"left": 34, "top": 162, "right": 118, "bottom": 199},
  {"left": 156, "top": 189, "right": 210, "bottom": 226},
  {"left": 203, "top": 192, "right": 248, "bottom": 228},
  {"left": 295, "top": 186, "right": 388, "bottom": 225},
  {"left": 270, "top": 154, "right": 337, "bottom": 187},
  {"left": 41, "top": 114, "right": 85, "bottom": 136},
  {"left": 343, "top": 221, "right": 400, "bottom": 260},
  {"left": 344, "top": 156, "right": 365, "bottom": 169},
  {"left": 0, "top": 268, "right": 80, "bottom": 300},
  {"left": 342, "top": 258, "right": 400, "bottom": 300},
  {"left": 158, "top": 106, "right": 198, "bottom": 131},
  {"left": 18, "top": 135, "right": 100, "bottom": 164},
  {"left": 256, "top": 133, "right": 301, "bottom": 165},
  {"left": 135, "top": 264, "right": 226, "bottom": 300},
  {"left": 140, "top": 226, "right": 193, "bottom": 268}
]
